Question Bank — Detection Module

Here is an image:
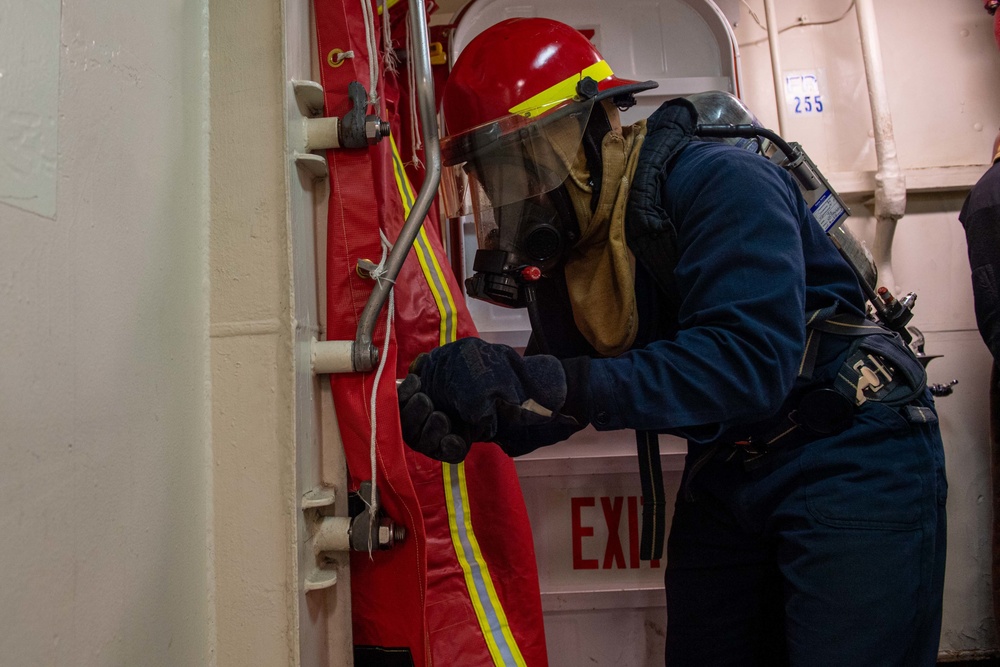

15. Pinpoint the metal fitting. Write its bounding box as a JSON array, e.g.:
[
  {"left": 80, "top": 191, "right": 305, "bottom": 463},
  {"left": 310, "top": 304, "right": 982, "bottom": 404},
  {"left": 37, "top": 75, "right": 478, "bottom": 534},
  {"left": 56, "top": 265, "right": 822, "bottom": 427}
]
[
  {"left": 929, "top": 379, "right": 958, "bottom": 397},
  {"left": 341, "top": 82, "right": 390, "bottom": 148},
  {"left": 377, "top": 518, "right": 407, "bottom": 549},
  {"left": 365, "top": 117, "right": 391, "bottom": 144},
  {"left": 352, "top": 337, "right": 379, "bottom": 373},
  {"left": 346, "top": 481, "right": 405, "bottom": 551}
]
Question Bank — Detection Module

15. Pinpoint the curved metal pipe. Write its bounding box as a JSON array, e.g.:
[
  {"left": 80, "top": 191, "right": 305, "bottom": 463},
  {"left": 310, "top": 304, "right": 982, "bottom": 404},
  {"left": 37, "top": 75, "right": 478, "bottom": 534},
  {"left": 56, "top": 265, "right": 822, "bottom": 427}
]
[{"left": 352, "top": 0, "right": 442, "bottom": 371}]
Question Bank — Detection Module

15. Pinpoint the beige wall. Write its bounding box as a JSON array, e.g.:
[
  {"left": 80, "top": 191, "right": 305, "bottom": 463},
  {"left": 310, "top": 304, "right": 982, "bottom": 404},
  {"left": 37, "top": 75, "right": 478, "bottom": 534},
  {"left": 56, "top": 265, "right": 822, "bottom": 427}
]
[
  {"left": 0, "top": 0, "right": 213, "bottom": 664},
  {"left": 0, "top": 0, "right": 332, "bottom": 662},
  {"left": 209, "top": 0, "right": 303, "bottom": 664}
]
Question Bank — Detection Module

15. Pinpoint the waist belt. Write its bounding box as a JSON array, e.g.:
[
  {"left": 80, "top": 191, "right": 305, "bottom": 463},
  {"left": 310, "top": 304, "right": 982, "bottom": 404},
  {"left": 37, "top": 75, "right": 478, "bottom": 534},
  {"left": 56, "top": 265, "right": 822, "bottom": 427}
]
[{"left": 634, "top": 307, "right": 927, "bottom": 561}]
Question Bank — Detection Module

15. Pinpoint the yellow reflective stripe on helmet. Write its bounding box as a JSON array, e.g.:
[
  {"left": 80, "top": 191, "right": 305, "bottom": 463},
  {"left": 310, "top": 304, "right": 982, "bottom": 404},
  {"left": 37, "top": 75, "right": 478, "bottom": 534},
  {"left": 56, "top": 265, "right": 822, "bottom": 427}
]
[
  {"left": 389, "top": 136, "right": 527, "bottom": 667},
  {"left": 508, "top": 60, "right": 614, "bottom": 117}
]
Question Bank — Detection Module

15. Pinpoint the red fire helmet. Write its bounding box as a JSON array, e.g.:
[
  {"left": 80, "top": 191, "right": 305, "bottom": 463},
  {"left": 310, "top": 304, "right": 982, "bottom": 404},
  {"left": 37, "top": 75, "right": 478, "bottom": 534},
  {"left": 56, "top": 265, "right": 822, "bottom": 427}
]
[
  {"left": 988, "top": 0, "right": 1000, "bottom": 48},
  {"left": 438, "top": 18, "right": 657, "bottom": 268},
  {"left": 442, "top": 18, "right": 656, "bottom": 141}
]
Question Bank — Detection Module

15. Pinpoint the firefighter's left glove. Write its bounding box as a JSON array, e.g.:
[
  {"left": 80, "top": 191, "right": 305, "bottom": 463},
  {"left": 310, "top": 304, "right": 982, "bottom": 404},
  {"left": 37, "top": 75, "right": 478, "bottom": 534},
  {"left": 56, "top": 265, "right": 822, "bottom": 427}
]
[
  {"left": 397, "top": 372, "right": 473, "bottom": 464},
  {"left": 397, "top": 337, "right": 584, "bottom": 461}
]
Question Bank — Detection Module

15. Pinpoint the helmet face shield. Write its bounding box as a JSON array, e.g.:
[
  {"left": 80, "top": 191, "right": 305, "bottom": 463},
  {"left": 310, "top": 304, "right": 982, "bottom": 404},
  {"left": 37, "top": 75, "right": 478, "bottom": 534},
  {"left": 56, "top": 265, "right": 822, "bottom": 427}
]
[
  {"left": 438, "top": 17, "right": 660, "bottom": 308},
  {"left": 443, "top": 97, "right": 594, "bottom": 204},
  {"left": 441, "top": 97, "right": 594, "bottom": 308},
  {"left": 443, "top": 96, "right": 593, "bottom": 246}
]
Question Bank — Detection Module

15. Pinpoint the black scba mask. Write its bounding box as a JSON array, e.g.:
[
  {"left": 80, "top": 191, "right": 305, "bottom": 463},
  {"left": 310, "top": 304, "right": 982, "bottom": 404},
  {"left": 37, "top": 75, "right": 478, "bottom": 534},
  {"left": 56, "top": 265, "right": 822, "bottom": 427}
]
[{"left": 466, "top": 188, "right": 577, "bottom": 308}]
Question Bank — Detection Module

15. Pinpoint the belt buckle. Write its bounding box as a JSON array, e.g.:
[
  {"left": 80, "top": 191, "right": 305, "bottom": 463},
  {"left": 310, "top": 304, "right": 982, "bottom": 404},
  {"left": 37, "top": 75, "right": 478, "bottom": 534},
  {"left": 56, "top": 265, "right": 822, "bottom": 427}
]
[{"left": 846, "top": 350, "right": 898, "bottom": 406}]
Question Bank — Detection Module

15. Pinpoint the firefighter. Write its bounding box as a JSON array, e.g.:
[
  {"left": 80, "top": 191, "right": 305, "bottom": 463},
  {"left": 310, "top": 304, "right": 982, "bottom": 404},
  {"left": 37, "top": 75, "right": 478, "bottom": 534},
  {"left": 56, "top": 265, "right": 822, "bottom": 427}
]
[
  {"left": 398, "top": 18, "right": 946, "bottom": 666},
  {"left": 961, "top": 130, "right": 1000, "bottom": 365},
  {"left": 961, "top": 128, "right": 1000, "bottom": 628}
]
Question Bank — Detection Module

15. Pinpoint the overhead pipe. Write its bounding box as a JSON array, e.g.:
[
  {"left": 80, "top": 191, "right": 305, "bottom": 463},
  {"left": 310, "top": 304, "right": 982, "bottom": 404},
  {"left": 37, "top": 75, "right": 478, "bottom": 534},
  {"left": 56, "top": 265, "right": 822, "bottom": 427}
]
[
  {"left": 855, "top": 0, "right": 907, "bottom": 294},
  {"left": 312, "top": 0, "right": 442, "bottom": 374}
]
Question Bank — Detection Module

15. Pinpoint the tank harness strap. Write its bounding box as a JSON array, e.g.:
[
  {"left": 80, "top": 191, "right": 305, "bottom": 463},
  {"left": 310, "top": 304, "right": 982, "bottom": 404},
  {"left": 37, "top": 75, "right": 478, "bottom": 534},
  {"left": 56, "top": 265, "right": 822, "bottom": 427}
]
[
  {"left": 628, "top": 99, "right": 699, "bottom": 561},
  {"left": 625, "top": 99, "right": 700, "bottom": 324},
  {"left": 740, "top": 309, "right": 926, "bottom": 460},
  {"left": 635, "top": 429, "right": 666, "bottom": 561}
]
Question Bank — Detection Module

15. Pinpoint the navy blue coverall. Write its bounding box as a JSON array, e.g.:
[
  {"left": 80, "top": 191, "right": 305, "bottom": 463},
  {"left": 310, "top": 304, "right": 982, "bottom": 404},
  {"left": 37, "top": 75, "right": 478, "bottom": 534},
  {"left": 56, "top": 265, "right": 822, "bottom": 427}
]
[
  {"left": 961, "top": 158, "right": 1000, "bottom": 365},
  {"left": 403, "top": 99, "right": 948, "bottom": 665},
  {"left": 960, "top": 156, "right": 1000, "bottom": 627},
  {"left": 576, "top": 134, "right": 948, "bottom": 665}
]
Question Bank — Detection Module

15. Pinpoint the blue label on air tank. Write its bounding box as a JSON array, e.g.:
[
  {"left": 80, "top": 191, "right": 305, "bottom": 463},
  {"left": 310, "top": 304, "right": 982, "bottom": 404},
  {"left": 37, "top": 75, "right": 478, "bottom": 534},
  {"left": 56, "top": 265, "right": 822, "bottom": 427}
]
[{"left": 810, "top": 190, "right": 847, "bottom": 232}]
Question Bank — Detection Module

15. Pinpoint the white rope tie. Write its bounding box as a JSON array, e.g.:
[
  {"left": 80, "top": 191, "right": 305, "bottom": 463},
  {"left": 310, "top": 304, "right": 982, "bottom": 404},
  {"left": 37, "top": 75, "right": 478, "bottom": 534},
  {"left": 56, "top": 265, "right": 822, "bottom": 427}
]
[
  {"left": 361, "top": 0, "right": 380, "bottom": 108},
  {"left": 405, "top": 16, "right": 424, "bottom": 170},
  {"left": 363, "top": 230, "right": 395, "bottom": 555},
  {"left": 382, "top": 0, "right": 400, "bottom": 75}
]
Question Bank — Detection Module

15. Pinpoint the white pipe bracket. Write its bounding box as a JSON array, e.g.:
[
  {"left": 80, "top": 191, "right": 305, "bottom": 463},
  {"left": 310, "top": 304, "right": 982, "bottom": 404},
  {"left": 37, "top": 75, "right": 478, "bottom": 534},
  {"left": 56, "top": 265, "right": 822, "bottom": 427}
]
[
  {"left": 302, "top": 486, "right": 346, "bottom": 592},
  {"left": 305, "top": 117, "right": 341, "bottom": 151},
  {"left": 314, "top": 516, "right": 352, "bottom": 553},
  {"left": 311, "top": 338, "right": 355, "bottom": 374},
  {"left": 292, "top": 79, "right": 325, "bottom": 118},
  {"left": 289, "top": 79, "right": 331, "bottom": 179}
]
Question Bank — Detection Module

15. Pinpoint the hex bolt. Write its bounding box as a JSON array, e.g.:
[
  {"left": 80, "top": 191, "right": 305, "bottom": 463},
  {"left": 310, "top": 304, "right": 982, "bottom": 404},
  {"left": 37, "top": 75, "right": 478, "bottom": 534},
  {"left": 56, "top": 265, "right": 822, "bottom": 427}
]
[
  {"left": 377, "top": 520, "right": 407, "bottom": 548},
  {"left": 365, "top": 117, "right": 391, "bottom": 144}
]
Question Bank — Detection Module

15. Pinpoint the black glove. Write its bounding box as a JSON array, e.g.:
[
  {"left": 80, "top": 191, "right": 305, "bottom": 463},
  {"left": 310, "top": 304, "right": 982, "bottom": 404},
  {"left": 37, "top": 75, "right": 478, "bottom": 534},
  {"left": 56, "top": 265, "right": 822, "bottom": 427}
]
[
  {"left": 397, "top": 337, "right": 591, "bottom": 461},
  {"left": 397, "top": 367, "right": 473, "bottom": 463}
]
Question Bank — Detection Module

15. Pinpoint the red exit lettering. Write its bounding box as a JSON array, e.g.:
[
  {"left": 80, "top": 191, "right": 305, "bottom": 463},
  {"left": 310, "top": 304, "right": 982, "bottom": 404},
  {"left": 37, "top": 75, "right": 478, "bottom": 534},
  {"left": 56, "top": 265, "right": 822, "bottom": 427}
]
[{"left": 571, "top": 495, "right": 662, "bottom": 570}]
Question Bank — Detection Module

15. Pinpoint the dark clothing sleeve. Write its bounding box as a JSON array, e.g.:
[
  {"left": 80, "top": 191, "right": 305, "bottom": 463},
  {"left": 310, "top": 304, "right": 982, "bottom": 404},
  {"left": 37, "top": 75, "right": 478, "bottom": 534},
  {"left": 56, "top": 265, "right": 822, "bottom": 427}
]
[
  {"left": 960, "top": 162, "right": 1000, "bottom": 366},
  {"left": 585, "top": 142, "right": 863, "bottom": 444}
]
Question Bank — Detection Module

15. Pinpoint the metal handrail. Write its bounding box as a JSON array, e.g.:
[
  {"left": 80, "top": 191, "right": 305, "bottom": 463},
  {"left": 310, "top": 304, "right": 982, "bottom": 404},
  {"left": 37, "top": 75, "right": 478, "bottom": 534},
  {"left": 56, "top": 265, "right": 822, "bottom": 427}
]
[{"left": 351, "top": 0, "right": 441, "bottom": 372}]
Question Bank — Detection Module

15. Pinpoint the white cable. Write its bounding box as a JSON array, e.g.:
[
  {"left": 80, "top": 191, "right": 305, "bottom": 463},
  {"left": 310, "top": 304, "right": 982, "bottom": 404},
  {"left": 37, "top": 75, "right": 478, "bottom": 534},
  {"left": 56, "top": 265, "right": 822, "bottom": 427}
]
[
  {"left": 739, "top": 1, "right": 857, "bottom": 48},
  {"left": 405, "top": 17, "right": 424, "bottom": 169},
  {"left": 741, "top": 0, "right": 765, "bottom": 30},
  {"left": 382, "top": 0, "right": 400, "bottom": 75},
  {"left": 361, "top": 0, "right": 380, "bottom": 108},
  {"left": 363, "top": 230, "right": 396, "bottom": 555}
]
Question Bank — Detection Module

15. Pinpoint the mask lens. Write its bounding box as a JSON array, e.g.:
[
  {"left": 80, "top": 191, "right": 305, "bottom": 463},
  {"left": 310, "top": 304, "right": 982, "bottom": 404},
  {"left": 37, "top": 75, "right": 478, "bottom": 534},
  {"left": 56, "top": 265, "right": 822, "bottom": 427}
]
[
  {"left": 440, "top": 97, "right": 594, "bottom": 215},
  {"left": 443, "top": 98, "right": 593, "bottom": 266}
]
